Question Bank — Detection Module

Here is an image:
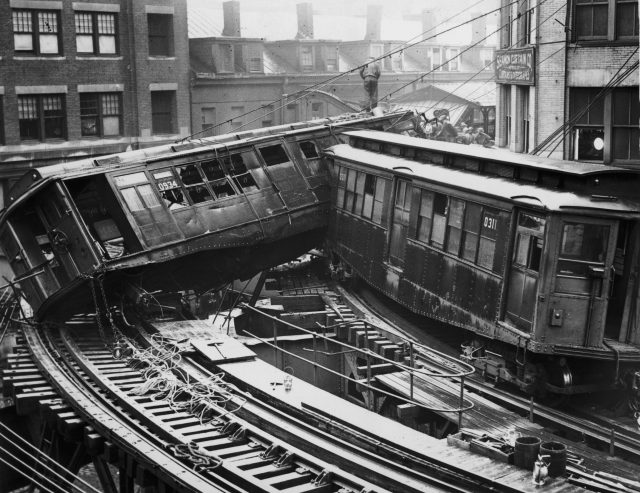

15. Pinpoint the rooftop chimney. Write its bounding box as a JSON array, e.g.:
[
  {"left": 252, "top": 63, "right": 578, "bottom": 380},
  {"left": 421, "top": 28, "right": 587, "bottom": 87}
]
[
  {"left": 365, "top": 4, "right": 382, "bottom": 41},
  {"left": 222, "top": 0, "right": 241, "bottom": 37},
  {"left": 296, "top": 3, "right": 314, "bottom": 39},
  {"left": 471, "top": 14, "right": 486, "bottom": 45},
  {"left": 422, "top": 9, "right": 438, "bottom": 42}
]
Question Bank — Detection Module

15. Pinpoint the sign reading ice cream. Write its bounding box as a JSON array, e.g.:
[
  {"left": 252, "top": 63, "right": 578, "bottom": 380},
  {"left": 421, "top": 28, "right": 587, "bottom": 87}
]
[{"left": 495, "top": 47, "right": 535, "bottom": 85}]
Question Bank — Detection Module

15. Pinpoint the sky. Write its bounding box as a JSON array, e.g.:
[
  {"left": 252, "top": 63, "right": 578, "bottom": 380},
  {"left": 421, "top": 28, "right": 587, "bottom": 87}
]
[{"left": 187, "top": 0, "right": 500, "bottom": 45}]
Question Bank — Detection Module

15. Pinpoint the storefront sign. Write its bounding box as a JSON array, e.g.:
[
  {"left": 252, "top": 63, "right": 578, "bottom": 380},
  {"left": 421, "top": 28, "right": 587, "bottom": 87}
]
[{"left": 495, "top": 47, "right": 535, "bottom": 85}]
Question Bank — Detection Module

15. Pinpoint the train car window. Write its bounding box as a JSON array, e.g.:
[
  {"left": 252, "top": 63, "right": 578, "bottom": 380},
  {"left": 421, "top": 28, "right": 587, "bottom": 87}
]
[
  {"left": 430, "top": 193, "right": 448, "bottom": 249},
  {"left": 226, "top": 154, "right": 259, "bottom": 193},
  {"left": 556, "top": 222, "right": 610, "bottom": 295},
  {"left": 362, "top": 174, "right": 376, "bottom": 220},
  {"left": 336, "top": 166, "right": 346, "bottom": 209},
  {"left": 560, "top": 223, "right": 608, "bottom": 262},
  {"left": 558, "top": 224, "right": 609, "bottom": 269},
  {"left": 299, "top": 141, "right": 319, "bottom": 159},
  {"left": 462, "top": 203, "right": 482, "bottom": 262},
  {"left": 477, "top": 209, "right": 499, "bottom": 271},
  {"left": 485, "top": 162, "right": 514, "bottom": 178},
  {"left": 344, "top": 168, "right": 357, "bottom": 212},
  {"left": 351, "top": 138, "right": 365, "bottom": 149},
  {"left": 364, "top": 141, "right": 381, "bottom": 152},
  {"left": 137, "top": 184, "right": 161, "bottom": 209},
  {"left": 389, "top": 180, "right": 412, "bottom": 267},
  {"left": 208, "top": 179, "right": 236, "bottom": 198},
  {"left": 176, "top": 163, "right": 213, "bottom": 204},
  {"left": 354, "top": 172, "right": 366, "bottom": 214},
  {"left": 519, "top": 168, "right": 539, "bottom": 183},
  {"left": 201, "top": 159, "right": 225, "bottom": 180},
  {"left": 416, "top": 190, "right": 434, "bottom": 243},
  {"left": 120, "top": 188, "right": 145, "bottom": 212},
  {"left": 259, "top": 144, "right": 289, "bottom": 166},
  {"left": 382, "top": 144, "right": 402, "bottom": 156},
  {"left": 153, "top": 170, "right": 189, "bottom": 209},
  {"left": 114, "top": 172, "right": 147, "bottom": 187},
  {"left": 372, "top": 177, "right": 388, "bottom": 225},
  {"left": 513, "top": 213, "right": 545, "bottom": 271},
  {"left": 446, "top": 198, "right": 465, "bottom": 255},
  {"left": 403, "top": 148, "right": 416, "bottom": 159}
]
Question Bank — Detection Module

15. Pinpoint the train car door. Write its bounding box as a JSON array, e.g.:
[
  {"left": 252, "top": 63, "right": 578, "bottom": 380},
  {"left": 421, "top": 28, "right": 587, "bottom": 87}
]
[
  {"left": 37, "top": 183, "right": 100, "bottom": 276},
  {"left": 112, "top": 172, "right": 182, "bottom": 247},
  {"left": 547, "top": 217, "right": 618, "bottom": 347},
  {"left": 388, "top": 179, "right": 412, "bottom": 268},
  {"left": 505, "top": 211, "right": 546, "bottom": 331},
  {"left": 256, "top": 142, "right": 315, "bottom": 208}
]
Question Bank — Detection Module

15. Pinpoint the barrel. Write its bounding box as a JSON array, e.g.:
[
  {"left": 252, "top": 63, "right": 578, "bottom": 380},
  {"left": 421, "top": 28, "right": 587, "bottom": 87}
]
[
  {"left": 540, "top": 441, "right": 567, "bottom": 476},
  {"left": 514, "top": 436, "right": 541, "bottom": 470}
]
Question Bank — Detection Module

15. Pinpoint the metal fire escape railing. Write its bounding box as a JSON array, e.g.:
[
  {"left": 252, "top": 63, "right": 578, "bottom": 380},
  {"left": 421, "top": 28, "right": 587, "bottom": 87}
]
[{"left": 240, "top": 303, "right": 475, "bottom": 430}]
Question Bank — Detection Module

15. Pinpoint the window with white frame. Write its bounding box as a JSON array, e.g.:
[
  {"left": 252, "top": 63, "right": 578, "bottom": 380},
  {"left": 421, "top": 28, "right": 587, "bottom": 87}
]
[
  {"left": 13, "top": 10, "right": 61, "bottom": 55},
  {"left": 247, "top": 44, "right": 262, "bottom": 72},
  {"left": 446, "top": 48, "right": 460, "bottom": 71},
  {"left": 75, "top": 12, "right": 117, "bottom": 55},
  {"left": 300, "top": 46, "right": 313, "bottom": 71},
  {"left": 80, "top": 93, "right": 121, "bottom": 137},
  {"left": 18, "top": 94, "right": 66, "bottom": 141},
  {"left": 218, "top": 44, "right": 234, "bottom": 72}
]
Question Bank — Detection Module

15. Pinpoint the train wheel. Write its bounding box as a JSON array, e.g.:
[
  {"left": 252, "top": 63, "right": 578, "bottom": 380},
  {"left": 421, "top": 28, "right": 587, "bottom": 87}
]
[{"left": 537, "top": 361, "right": 572, "bottom": 407}]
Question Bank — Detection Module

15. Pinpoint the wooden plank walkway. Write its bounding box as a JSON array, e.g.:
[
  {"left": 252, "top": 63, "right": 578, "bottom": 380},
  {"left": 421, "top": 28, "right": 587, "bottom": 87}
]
[
  {"left": 215, "top": 353, "right": 583, "bottom": 492},
  {"left": 375, "top": 369, "right": 640, "bottom": 482}
]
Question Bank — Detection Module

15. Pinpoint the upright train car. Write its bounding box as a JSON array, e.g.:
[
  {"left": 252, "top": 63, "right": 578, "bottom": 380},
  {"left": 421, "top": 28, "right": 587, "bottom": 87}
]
[
  {"left": 0, "top": 113, "right": 412, "bottom": 321},
  {"left": 326, "top": 130, "right": 640, "bottom": 398}
]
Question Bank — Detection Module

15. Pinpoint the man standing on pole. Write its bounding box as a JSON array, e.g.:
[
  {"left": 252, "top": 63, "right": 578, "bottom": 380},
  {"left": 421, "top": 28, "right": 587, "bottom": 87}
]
[{"left": 359, "top": 57, "right": 381, "bottom": 111}]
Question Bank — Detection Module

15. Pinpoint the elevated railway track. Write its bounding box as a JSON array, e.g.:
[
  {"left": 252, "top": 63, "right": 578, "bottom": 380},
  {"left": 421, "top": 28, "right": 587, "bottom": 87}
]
[{"left": 2, "top": 308, "right": 556, "bottom": 493}]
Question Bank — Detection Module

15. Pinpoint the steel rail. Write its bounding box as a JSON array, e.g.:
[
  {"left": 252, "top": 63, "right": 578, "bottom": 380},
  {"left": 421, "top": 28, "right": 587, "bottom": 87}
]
[
  {"left": 133, "top": 323, "right": 525, "bottom": 493},
  {"left": 21, "top": 324, "right": 239, "bottom": 493},
  {"left": 346, "top": 284, "right": 640, "bottom": 461}
]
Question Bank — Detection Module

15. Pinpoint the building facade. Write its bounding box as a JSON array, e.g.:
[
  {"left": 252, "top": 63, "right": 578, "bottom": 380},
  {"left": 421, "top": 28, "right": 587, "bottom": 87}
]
[
  {"left": 189, "top": 1, "right": 495, "bottom": 137},
  {"left": 0, "top": 0, "right": 191, "bottom": 206},
  {"left": 495, "top": 0, "right": 638, "bottom": 165}
]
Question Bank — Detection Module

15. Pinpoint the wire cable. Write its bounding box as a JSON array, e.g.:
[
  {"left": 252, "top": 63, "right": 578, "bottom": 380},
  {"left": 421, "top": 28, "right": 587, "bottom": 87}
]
[
  {"left": 0, "top": 421, "right": 103, "bottom": 493},
  {"left": 531, "top": 46, "right": 639, "bottom": 156},
  {"left": 381, "top": 0, "right": 559, "bottom": 111},
  {"left": 387, "top": 0, "right": 564, "bottom": 124},
  {"left": 181, "top": 0, "right": 516, "bottom": 141}
]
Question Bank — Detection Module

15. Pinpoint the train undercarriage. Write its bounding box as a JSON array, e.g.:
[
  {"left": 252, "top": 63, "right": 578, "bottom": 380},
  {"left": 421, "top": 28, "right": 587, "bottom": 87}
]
[{"left": 461, "top": 338, "right": 640, "bottom": 412}]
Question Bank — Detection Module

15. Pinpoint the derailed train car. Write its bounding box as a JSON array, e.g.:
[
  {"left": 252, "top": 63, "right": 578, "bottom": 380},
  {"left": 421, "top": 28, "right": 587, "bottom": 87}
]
[
  {"left": 0, "top": 112, "right": 411, "bottom": 321},
  {"left": 326, "top": 130, "right": 640, "bottom": 397}
]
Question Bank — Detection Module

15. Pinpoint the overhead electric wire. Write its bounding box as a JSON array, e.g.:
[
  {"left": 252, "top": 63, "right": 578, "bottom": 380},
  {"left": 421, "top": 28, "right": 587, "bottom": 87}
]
[
  {"left": 181, "top": 0, "right": 513, "bottom": 141},
  {"left": 381, "top": 0, "right": 559, "bottom": 112},
  {"left": 0, "top": 455, "right": 58, "bottom": 493},
  {"left": 0, "top": 421, "right": 103, "bottom": 493},
  {"left": 531, "top": 46, "right": 639, "bottom": 156},
  {"left": 389, "top": 0, "right": 566, "bottom": 126},
  {"left": 436, "top": 44, "right": 566, "bottom": 120}
]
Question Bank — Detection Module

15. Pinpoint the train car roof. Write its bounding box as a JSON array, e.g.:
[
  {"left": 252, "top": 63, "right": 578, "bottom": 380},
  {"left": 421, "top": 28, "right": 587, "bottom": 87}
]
[
  {"left": 327, "top": 144, "right": 640, "bottom": 217},
  {"left": 343, "top": 130, "right": 639, "bottom": 178},
  {"left": 8, "top": 112, "right": 411, "bottom": 204}
]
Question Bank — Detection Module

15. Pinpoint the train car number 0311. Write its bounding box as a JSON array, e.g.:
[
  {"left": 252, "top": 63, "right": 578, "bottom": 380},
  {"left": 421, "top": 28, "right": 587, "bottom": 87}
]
[{"left": 483, "top": 215, "right": 498, "bottom": 230}]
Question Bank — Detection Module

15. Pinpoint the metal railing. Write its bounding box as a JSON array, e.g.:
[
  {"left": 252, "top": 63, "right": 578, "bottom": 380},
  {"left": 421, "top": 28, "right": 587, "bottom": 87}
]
[{"left": 241, "top": 303, "right": 475, "bottom": 430}]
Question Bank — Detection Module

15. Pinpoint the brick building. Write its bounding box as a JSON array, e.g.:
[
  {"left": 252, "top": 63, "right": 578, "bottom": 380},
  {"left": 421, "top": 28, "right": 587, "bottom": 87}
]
[
  {"left": 189, "top": 1, "right": 496, "bottom": 137},
  {"left": 495, "top": 0, "right": 638, "bottom": 165},
  {"left": 0, "top": 0, "right": 191, "bottom": 206}
]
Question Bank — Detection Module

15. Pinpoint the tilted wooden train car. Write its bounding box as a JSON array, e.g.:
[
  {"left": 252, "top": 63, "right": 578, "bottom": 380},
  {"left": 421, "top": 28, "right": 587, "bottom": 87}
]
[
  {"left": 0, "top": 112, "right": 412, "bottom": 321},
  {"left": 326, "top": 130, "right": 640, "bottom": 397}
]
